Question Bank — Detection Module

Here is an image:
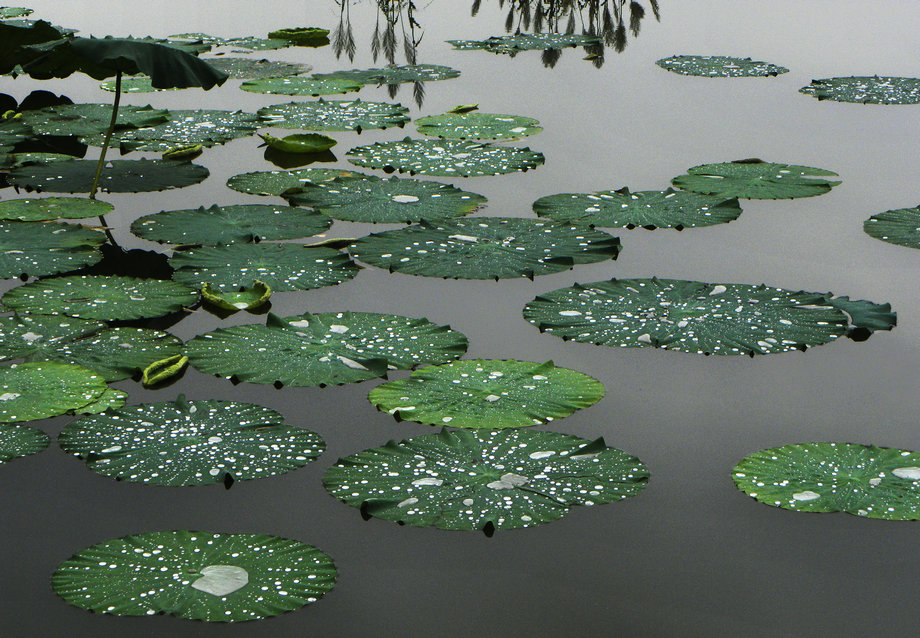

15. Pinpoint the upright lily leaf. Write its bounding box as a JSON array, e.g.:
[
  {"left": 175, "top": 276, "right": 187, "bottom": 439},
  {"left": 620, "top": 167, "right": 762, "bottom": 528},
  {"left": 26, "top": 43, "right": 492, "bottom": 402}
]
[
  {"left": 0, "top": 220, "right": 105, "bottom": 278},
  {"left": 368, "top": 359, "right": 605, "bottom": 429},
  {"left": 0, "top": 361, "right": 108, "bottom": 422},
  {"left": 141, "top": 354, "right": 187, "bottom": 386},
  {"left": 0, "top": 314, "right": 105, "bottom": 360},
  {"left": 97, "top": 110, "right": 260, "bottom": 153},
  {"left": 0, "top": 423, "right": 48, "bottom": 464},
  {"left": 16, "top": 103, "right": 170, "bottom": 139},
  {"left": 532, "top": 187, "right": 742, "bottom": 229},
  {"left": 258, "top": 98, "right": 409, "bottom": 132},
  {"left": 60, "top": 398, "right": 325, "bottom": 486},
  {"left": 655, "top": 55, "right": 788, "bottom": 77},
  {"left": 240, "top": 76, "right": 362, "bottom": 96},
  {"left": 349, "top": 218, "right": 620, "bottom": 280},
  {"left": 0, "top": 19, "right": 64, "bottom": 75},
  {"left": 2, "top": 275, "right": 198, "bottom": 320},
  {"left": 130, "top": 204, "right": 332, "bottom": 245},
  {"left": 864, "top": 206, "right": 920, "bottom": 249},
  {"left": 800, "top": 76, "right": 920, "bottom": 105},
  {"left": 313, "top": 64, "right": 460, "bottom": 85},
  {"left": 448, "top": 33, "right": 602, "bottom": 56},
  {"left": 226, "top": 167, "right": 361, "bottom": 196},
  {"left": 733, "top": 442, "right": 920, "bottom": 519},
  {"left": 323, "top": 428, "right": 648, "bottom": 532},
  {"left": 169, "top": 244, "right": 359, "bottom": 292},
  {"left": 204, "top": 57, "right": 310, "bottom": 80},
  {"left": 522, "top": 278, "right": 862, "bottom": 355},
  {"left": 286, "top": 175, "right": 487, "bottom": 223},
  {"left": 7, "top": 159, "right": 210, "bottom": 193},
  {"left": 415, "top": 112, "right": 541, "bottom": 141},
  {"left": 53, "top": 530, "right": 337, "bottom": 621},
  {"left": 0, "top": 197, "right": 113, "bottom": 221},
  {"left": 186, "top": 311, "right": 468, "bottom": 387},
  {"left": 347, "top": 138, "right": 545, "bottom": 177},
  {"left": 671, "top": 159, "right": 840, "bottom": 199}
]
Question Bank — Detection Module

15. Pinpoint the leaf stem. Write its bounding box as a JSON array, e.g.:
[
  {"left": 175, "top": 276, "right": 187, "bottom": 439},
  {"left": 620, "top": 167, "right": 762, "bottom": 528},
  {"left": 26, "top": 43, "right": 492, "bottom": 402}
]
[{"left": 89, "top": 70, "right": 122, "bottom": 200}]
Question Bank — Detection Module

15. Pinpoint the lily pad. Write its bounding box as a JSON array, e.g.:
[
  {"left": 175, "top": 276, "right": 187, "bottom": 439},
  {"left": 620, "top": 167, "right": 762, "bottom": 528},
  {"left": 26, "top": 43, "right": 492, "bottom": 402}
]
[
  {"left": 226, "top": 167, "right": 361, "bottom": 196},
  {"left": 169, "top": 244, "right": 359, "bottom": 292},
  {"left": 286, "top": 175, "right": 487, "bottom": 223},
  {"left": 864, "top": 206, "right": 920, "bottom": 249},
  {"left": 98, "top": 76, "right": 179, "bottom": 93},
  {"left": 323, "top": 428, "right": 648, "bottom": 532},
  {"left": 368, "top": 359, "right": 604, "bottom": 429},
  {"left": 532, "top": 187, "right": 742, "bottom": 229},
  {"left": 258, "top": 98, "right": 409, "bottom": 132},
  {"left": 267, "top": 27, "right": 330, "bottom": 46},
  {"left": 733, "top": 442, "right": 920, "bottom": 519},
  {"left": 240, "top": 76, "right": 362, "bottom": 96},
  {"left": 0, "top": 423, "right": 48, "bottom": 464},
  {"left": 130, "top": 204, "right": 332, "bottom": 246},
  {"left": 0, "top": 7, "right": 33, "bottom": 19},
  {"left": 347, "top": 138, "right": 545, "bottom": 177},
  {"left": 75, "top": 386, "right": 127, "bottom": 414},
  {"left": 655, "top": 55, "right": 788, "bottom": 77},
  {"left": 671, "top": 159, "right": 840, "bottom": 199},
  {"left": 313, "top": 64, "right": 460, "bottom": 86},
  {"left": 60, "top": 397, "right": 325, "bottom": 486},
  {"left": 260, "top": 132, "right": 336, "bottom": 154},
  {"left": 448, "top": 33, "right": 602, "bottom": 56},
  {"left": 0, "top": 361, "right": 108, "bottom": 422},
  {"left": 53, "top": 530, "right": 337, "bottom": 621},
  {"left": 202, "top": 281, "right": 271, "bottom": 312},
  {"left": 349, "top": 217, "right": 620, "bottom": 279},
  {"left": 0, "top": 220, "right": 105, "bottom": 278},
  {"left": 186, "top": 311, "right": 468, "bottom": 387},
  {"left": 16, "top": 103, "right": 169, "bottom": 139},
  {"left": 99, "top": 109, "right": 260, "bottom": 153},
  {"left": 7, "top": 159, "right": 210, "bottom": 193},
  {"left": 169, "top": 32, "right": 293, "bottom": 51},
  {"left": 415, "top": 112, "right": 541, "bottom": 141},
  {"left": 0, "top": 197, "right": 113, "bottom": 221},
  {"left": 0, "top": 313, "right": 105, "bottom": 360},
  {"left": 204, "top": 57, "right": 311, "bottom": 80},
  {"left": 800, "top": 76, "right": 920, "bottom": 105},
  {"left": 2, "top": 275, "right": 198, "bottom": 320}
]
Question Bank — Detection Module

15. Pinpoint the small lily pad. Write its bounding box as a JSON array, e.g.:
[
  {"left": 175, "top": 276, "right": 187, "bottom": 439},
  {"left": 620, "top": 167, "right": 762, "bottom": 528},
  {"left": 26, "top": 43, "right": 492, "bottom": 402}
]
[
  {"left": 800, "top": 76, "right": 920, "bottom": 105},
  {"left": 313, "top": 64, "right": 460, "bottom": 85},
  {"left": 226, "top": 167, "right": 361, "bottom": 196},
  {"left": 415, "top": 112, "right": 541, "bottom": 141},
  {"left": 448, "top": 33, "right": 602, "bottom": 56},
  {"left": 205, "top": 57, "right": 311, "bottom": 80},
  {"left": 241, "top": 76, "right": 362, "bottom": 96},
  {"left": 0, "top": 423, "right": 48, "bottom": 464},
  {"left": 169, "top": 32, "right": 293, "bottom": 51},
  {"left": 347, "top": 138, "right": 545, "bottom": 177},
  {"left": 864, "top": 205, "right": 920, "bottom": 249},
  {"left": 0, "top": 361, "right": 108, "bottom": 422},
  {"left": 7, "top": 159, "right": 210, "bottom": 193},
  {"left": 267, "top": 27, "right": 330, "bottom": 46},
  {"left": 260, "top": 132, "right": 336, "bottom": 154},
  {"left": 0, "top": 220, "right": 105, "bottom": 278},
  {"left": 0, "top": 197, "right": 114, "bottom": 221},
  {"left": 655, "top": 55, "right": 788, "bottom": 77},
  {"left": 258, "top": 98, "right": 409, "bottom": 132},
  {"left": 0, "top": 7, "right": 33, "bottom": 19},
  {"left": 671, "top": 159, "right": 840, "bottom": 199},
  {"left": 141, "top": 354, "right": 188, "bottom": 386},
  {"left": 202, "top": 281, "right": 271, "bottom": 312}
]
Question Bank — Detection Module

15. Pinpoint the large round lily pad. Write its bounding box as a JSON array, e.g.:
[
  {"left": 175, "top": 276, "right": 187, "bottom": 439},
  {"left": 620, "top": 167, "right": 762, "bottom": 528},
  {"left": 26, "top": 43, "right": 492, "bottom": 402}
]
[
  {"left": 53, "top": 530, "right": 337, "bottom": 622},
  {"left": 0, "top": 314, "right": 105, "bottom": 360},
  {"left": 226, "top": 167, "right": 362, "bottom": 196},
  {"left": 799, "top": 76, "right": 920, "bottom": 105},
  {"left": 0, "top": 197, "right": 114, "bottom": 221},
  {"left": 0, "top": 423, "right": 48, "bottom": 464},
  {"left": 258, "top": 98, "right": 409, "bottom": 132},
  {"left": 448, "top": 33, "right": 602, "bottom": 56},
  {"left": 204, "top": 57, "right": 311, "bottom": 80},
  {"left": 16, "top": 103, "right": 170, "bottom": 139},
  {"left": 240, "top": 76, "right": 362, "bottom": 96},
  {"left": 671, "top": 159, "right": 840, "bottom": 199},
  {"left": 98, "top": 110, "right": 260, "bottom": 153},
  {"left": 349, "top": 217, "right": 620, "bottom": 279},
  {"left": 368, "top": 359, "right": 604, "bottom": 429},
  {"left": 733, "top": 442, "right": 920, "bottom": 519},
  {"left": 655, "top": 55, "right": 788, "bottom": 77},
  {"left": 7, "top": 159, "right": 210, "bottom": 193},
  {"left": 186, "top": 311, "right": 468, "bottom": 387},
  {"left": 59, "top": 397, "right": 324, "bottom": 486},
  {"left": 286, "top": 175, "right": 487, "bottom": 223},
  {"left": 0, "top": 361, "right": 108, "bottom": 422},
  {"left": 864, "top": 206, "right": 920, "bottom": 249},
  {"left": 532, "top": 187, "right": 742, "bottom": 229},
  {"left": 0, "top": 220, "right": 105, "bottom": 278},
  {"left": 323, "top": 428, "right": 648, "bottom": 533},
  {"left": 347, "top": 138, "right": 545, "bottom": 177},
  {"left": 313, "top": 64, "right": 461, "bottom": 85},
  {"left": 415, "top": 112, "right": 541, "bottom": 141}
]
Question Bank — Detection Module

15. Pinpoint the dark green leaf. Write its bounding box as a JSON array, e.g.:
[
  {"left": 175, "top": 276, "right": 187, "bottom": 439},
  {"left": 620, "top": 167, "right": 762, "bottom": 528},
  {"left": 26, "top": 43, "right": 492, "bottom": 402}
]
[
  {"left": 7, "top": 159, "right": 210, "bottom": 193},
  {"left": 347, "top": 138, "right": 545, "bottom": 177},
  {"left": 671, "top": 159, "right": 840, "bottom": 199},
  {"left": 0, "top": 220, "right": 105, "bottom": 278},
  {"left": 258, "top": 98, "right": 409, "bottom": 132},
  {"left": 656, "top": 55, "right": 788, "bottom": 77},
  {"left": 800, "top": 76, "right": 920, "bottom": 104}
]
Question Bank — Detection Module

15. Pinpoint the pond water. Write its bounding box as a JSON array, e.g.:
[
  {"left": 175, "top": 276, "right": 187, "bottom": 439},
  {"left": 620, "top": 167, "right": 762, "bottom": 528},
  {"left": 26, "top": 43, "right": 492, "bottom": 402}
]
[{"left": 3, "top": 1, "right": 920, "bottom": 636}]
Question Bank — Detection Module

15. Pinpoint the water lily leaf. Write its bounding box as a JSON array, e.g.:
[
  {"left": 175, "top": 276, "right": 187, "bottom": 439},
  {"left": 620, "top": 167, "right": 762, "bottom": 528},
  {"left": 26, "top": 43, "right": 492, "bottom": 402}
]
[
  {"left": 170, "top": 244, "right": 359, "bottom": 292},
  {"left": 286, "top": 174, "right": 487, "bottom": 223},
  {"left": 824, "top": 295, "right": 896, "bottom": 337},
  {"left": 448, "top": 33, "right": 602, "bottom": 56},
  {"left": 202, "top": 281, "right": 271, "bottom": 312},
  {"left": 733, "top": 442, "right": 920, "bottom": 519},
  {"left": 260, "top": 132, "right": 336, "bottom": 154},
  {"left": 162, "top": 144, "right": 203, "bottom": 160},
  {"left": 532, "top": 187, "right": 742, "bottom": 229},
  {"left": 800, "top": 76, "right": 920, "bottom": 105},
  {"left": 53, "top": 530, "right": 337, "bottom": 621},
  {"left": 313, "top": 64, "right": 460, "bottom": 85},
  {"left": 347, "top": 138, "right": 545, "bottom": 177},
  {"left": 0, "top": 19, "right": 64, "bottom": 75},
  {"left": 169, "top": 32, "right": 293, "bottom": 51},
  {"left": 186, "top": 311, "right": 468, "bottom": 387},
  {"left": 368, "top": 359, "right": 604, "bottom": 429},
  {"left": 671, "top": 159, "right": 840, "bottom": 199},
  {"left": 864, "top": 205, "right": 920, "bottom": 249},
  {"left": 74, "top": 386, "right": 127, "bottom": 414},
  {"left": 0, "top": 220, "right": 105, "bottom": 278},
  {"left": 0, "top": 7, "right": 32, "bottom": 19},
  {"left": 16, "top": 103, "right": 169, "bottom": 139},
  {"left": 240, "top": 75, "right": 362, "bottom": 96},
  {"left": 130, "top": 204, "right": 331, "bottom": 245},
  {"left": 349, "top": 217, "right": 620, "bottom": 279},
  {"left": 98, "top": 109, "right": 259, "bottom": 153},
  {"left": 226, "top": 167, "right": 360, "bottom": 196},
  {"left": 0, "top": 119, "right": 33, "bottom": 168},
  {"left": 258, "top": 98, "right": 409, "bottom": 132},
  {"left": 0, "top": 314, "right": 106, "bottom": 360},
  {"left": 0, "top": 423, "right": 48, "bottom": 464},
  {"left": 2, "top": 275, "right": 198, "bottom": 320},
  {"left": 0, "top": 197, "right": 114, "bottom": 221},
  {"left": 201, "top": 57, "right": 310, "bottom": 80},
  {"left": 7, "top": 158, "right": 210, "bottom": 193},
  {"left": 98, "top": 76, "right": 179, "bottom": 93},
  {"left": 267, "top": 27, "right": 330, "bottom": 46},
  {"left": 323, "top": 428, "right": 647, "bottom": 532},
  {"left": 0, "top": 361, "right": 108, "bottom": 422},
  {"left": 522, "top": 278, "right": 873, "bottom": 355},
  {"left": 415, "top": 112, "right": 541, "bottom": 141},
  {"left": 655, "top": 55, "right": 788, "bottom": 77}
]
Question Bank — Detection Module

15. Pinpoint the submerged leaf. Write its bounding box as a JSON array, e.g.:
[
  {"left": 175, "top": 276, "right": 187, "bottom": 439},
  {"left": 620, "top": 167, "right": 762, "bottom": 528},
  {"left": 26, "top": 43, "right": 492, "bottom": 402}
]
[
  {"left": 258, "top": 98, "right": 409, "bottom": 132},
  {"left": 8, "top": 159, "right": 210, "bottom": 193},
  {"left": 347, "top": 138, "right": 544, "bottom": 177},
  {"left": 671, "top": 159, "right": 840, "bottom": 199},
  {"left": 0, "top": 361, "right": 108, "bottom": 422},
  {"left": 0, "top": 423, "right": 48, "bottom": 464},
  {"left": 656, "top": 55, "right": 788, "bottom": 77},
  {"left": 800, "top": 76, "right": 920, "bottom": 105}
]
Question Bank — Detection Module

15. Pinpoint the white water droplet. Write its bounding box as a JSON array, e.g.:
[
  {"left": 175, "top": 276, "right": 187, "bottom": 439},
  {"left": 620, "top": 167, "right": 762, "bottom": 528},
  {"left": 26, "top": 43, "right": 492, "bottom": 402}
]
[
  {"left": 462, "top": 498, "right": 474, "bottom": 506},
  {"left": 411, "top": 477, "right": 443, "bottom": 487},
  {"left": 448, "top": 234, "right": 479, "bottom": 242},
  {"left": 190, "top": 565, "right": 249, "bottom": 597},
  {"left": 529, "top": 451, "right": 555, "bottom": 460},
  {"left": 209, "top": 468, "right": 221, "bottom": 476},
  {"left": 329, "top": 325, "right": 349, "bottom": 334},
  {"left": 486, "top": 473, "right": 529, "bottom": 490},
  {"left": 232, "top": 302, "right": 250, "bottom": 309},
  {"left": 100, "top": 445, "right": 122, "bottom": 454},
  {"left": 0, "top": 393, "right": 20, "bottom": 401},
  {"left": 337, "top": 356, "right": 368, "bottom": 370},
  {"left": 397, "top": 497, "right": 419, "bottom": 508},
  {"left": 20, "top": 332, "right": 42, "bottom": 343},
  {"left": 709, "top": 285, "right": 727, "bottom": 295},
  {"left": 559, "top": 310, "right": 582, "bottom": 316},
  {"left": 892, "top": 467, "right": 920, "bottom": 480},
  {"left": 290, "top": 319, "right": 311, "bottom": 328},
  {"left": 207, "top": 436, "right": 223, "bottom": 444},
  {"left": 485, "top": 394, "right": 500, "bottom": 402},
  {"left": 391, "top": 194, "right": 420, "bottom": 203},
  {"left": 637, "top": 333, "right": 652, "bottom": 344},
  {"left": 792, "top": 490, "right": 820, "bottom": 501}
]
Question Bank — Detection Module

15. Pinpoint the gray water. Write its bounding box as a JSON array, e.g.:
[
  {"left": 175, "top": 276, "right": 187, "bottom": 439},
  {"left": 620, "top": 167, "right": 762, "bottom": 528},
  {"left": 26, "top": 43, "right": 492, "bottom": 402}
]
[{"left": 3, "top": 1, "right": 920, "bottom": 636}]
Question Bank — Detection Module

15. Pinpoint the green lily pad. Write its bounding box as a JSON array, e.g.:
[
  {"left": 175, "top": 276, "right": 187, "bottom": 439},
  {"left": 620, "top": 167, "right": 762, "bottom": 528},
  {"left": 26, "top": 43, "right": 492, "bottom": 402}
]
[
  {"left": 204, "top": 57, "right": 311, "bottom": 80},
  {"left": 285, "top": 175, "right": 487, "bottom": 223},
  {"left": 0, "top": 314, "right": 105, "bottom": 360},
  {"left": 240, "top": 76, "right": 362, "bottom": 96},
  {"left": 532, "top": 187, "right": 742, "bottom": 229},
  {"left": 313, "top": 64, "right": 460, "bottom": 86},
  {"left": 169, "top": 244, "right": 359, "bottom": 292},
  {"left": 323, "top": 428, "right": 648, "bottom": 532},
  {"left": 16, "top": 103, "right": 169, "bottom": 139},
  {"left": 169, "top": 32, "right": 293, "bottom": 51},
  {"left": 864, "top": 206, "right": 920, "bottom": 249},
  {"left": 2, "top": 275, "right": 198, "bottom": 320},
  {"left": 260, "top": 132, "right": 336, "bottom": 153},
  {"left": 349, "top": 217, "right": 620, "bottom": 279},
  {"left": 733, "top": 442, "right": 920, "bottom": 519},
  {"left": 74, "top": 386, "right": 127, "bottom": 414},
  {"left": 7, "top": 159, "right": 210, "bottom": 193},
  {"left": 415, "top": 112, "right": 541, "bottom": 141},
  {"left": 130, "top": 204, "right": 332, "bottom": 246},
  {"left": 97, "top": 110, "right": 260, "bottom": 153},
  {"left": 98, "top": 76, "right": 179, "bottom": 93},
  {"left": 655, "top": 55, "right": 788, "bottom": 77},
  {"left": 186, "top": 311, "right": 468, "bottom": 387},
  {"left": 368, "top": 359, "right": 604, "bottom": 429},
  {"left": 448, "top": 33, "right": 602, "bottom": 56},
  {"left": 0, "top": 220, "right": 105, "bottom": 278},
  {"left": 141, "top": 354, "right": 187, "bottom": 387},
  {"left": 671, "top": 159, "right": 840, "bottom": 199},
  {"left": 0, "top": 197, "right": 113, "bottom": 221},
  {"left": 267, "top": 27, "right": 330, "bottom": 46},
  {"left": 800, "top": 76, "right": 920, "bottom": 105},
  {"left": 53, "top": 530, "right": 337, "bottom": 621},
  {"left": 347, "top": 138, "right": 545, "bottom": 177},
  {"left": 258, "top": 98, "right": 409, "bottom": 132},
  {"left": 0, "top": 361, "right": 108, "bottom": 422},
  {"left": 226, "top": 167, "right": 361, "bottom": 196},
  {"left": 162, "top": 144, "right": 203, "bottom": 160},
  {"left": 59, "top": 397, "right": 325, "bottom": 486},
  {"left": 0, "top": 7, "right": 33, "bottom": 19},
  {"left": 202, "top": 281, "right": 271, "bottom": 311},
  {"left": 0, "top": 423, "right": 48, "bottom": 464}
]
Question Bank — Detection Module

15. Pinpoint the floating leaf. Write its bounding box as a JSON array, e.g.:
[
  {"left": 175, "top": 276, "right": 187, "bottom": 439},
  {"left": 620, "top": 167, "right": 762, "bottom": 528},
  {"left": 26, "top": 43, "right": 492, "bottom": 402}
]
[
  {"left": 0, "top": 220, "right": 105, "bottom": 278},
  {"left": 415, "top": 112, "right": 541, "bottom": 141},
  {"left": 53, "top": 530, "right": 337, "bottom": 621},
  {"left": 259, "top": 132, "right": 336, "bottom": 154},
  {"left": 0, "top": 423, "right": 48, "bottom": 464},
  {"left": 98, "top": 76, "right": 179, "bottom": 93},
  {"left": 368, "top": 359, "right": 604, "bottom": 429},
  {"left": 240, "top": 76, "right": 362, "bottom": 96},
  {"left": 0, "top": 7, "right": 32, "bottom": 19},
  {"left": 532, "top": 187, "right": 742, "bottom": 229},
  {"left": 7, "top": 159, "right": 210, "bottom": 193},
  {"left": 0, "top": 314, "right": 105, "bottom": 361},
  {"left": 864, "top": 205, "right": 920, "bottom": 249},
  {"left": 349, "top": 217, "right": 620, "bottom": 279},
  {"left": 169, "top": 32, "right": 292, "bottom": 51},
  {"left": 186, "top": 311, "right": 468, "bottom": 387},
  {"left": 0, "top": 197, "right": 113, "bottom": 221},
  {"left": 323, "top": 428, "right": 647, "bottom": 532},
  {"left": 258, "top": 98, "right": 409, "bottom": 132},
  {"left": 99, "top": 109, "right": 260, "bottom": 153},
  {"left": 286, "top": 174, "right": 486, "bottom": 223},
  {"left": 74, "top": 386, "right": 127, "bottom": 414},
  {"left": 733, "top": 442, "right": 920, "bottom": 519},
  {"left": 205, "top": 57, "right": 311, "bottom": 80},
  {"left": 347, "top": 138, "right": 544, "bottom": 177},
  {"left": 655, "top": 55, "right": 788, "bottom": 77},
  {"left": 824, "top": 295, "right": 896, "bottom": 338},
  {"left": 0, "top": 361, "right": 108, "bottom": 422},
  {"left": 16, "top": 103, "right": 170, "bottom": 139},
  {"left": 800, "top": 76, "right": 920, "bottom": 105},
  {"left": 161, "top": 144, "right": 203, "bottom": 160},
  {"left": 226, "top": 167, "right": 361, "bottom": 196},
  {"left": 671, "top": 159, "right": 840, "bottom": 199},
  {"left": 141, "top": 354, "right": 187, "bottom": 386},
  {"left": 448, "top": 33, "right": 602, "bottom": 56},
  {"left": 313, "top": 64, "right": 460, "bottom": 85},
  {"left": 202, "top": 281, "right": 271, "bottom": 312},
  {"left": 267, "top": 27, "right": 330, "bottom": 46}
]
